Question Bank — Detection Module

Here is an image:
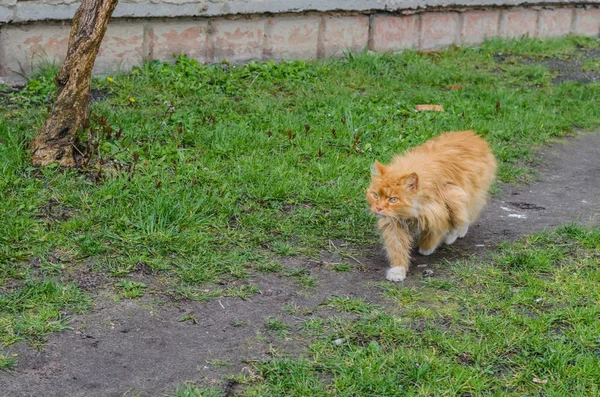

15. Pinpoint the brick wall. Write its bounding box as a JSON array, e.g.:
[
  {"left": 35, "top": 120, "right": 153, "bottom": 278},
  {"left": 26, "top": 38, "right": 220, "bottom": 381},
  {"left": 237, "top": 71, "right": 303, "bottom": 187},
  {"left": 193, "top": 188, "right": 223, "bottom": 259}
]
[{"left": 0, "top": 5, "right": 599, "bottom": 84}]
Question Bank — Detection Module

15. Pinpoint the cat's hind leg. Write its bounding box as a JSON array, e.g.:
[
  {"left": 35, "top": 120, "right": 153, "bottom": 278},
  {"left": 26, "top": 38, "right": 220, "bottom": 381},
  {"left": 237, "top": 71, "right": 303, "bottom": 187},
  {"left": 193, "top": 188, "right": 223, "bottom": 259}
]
[
  {"left": 418, "top": 229, "right": 445, "bottom": 256},
  {"left": 443, "top": 185, "right": 471, "bottom": 245},
  {"left": 444, "top": 229, "right": 460, "bottom": 245}
]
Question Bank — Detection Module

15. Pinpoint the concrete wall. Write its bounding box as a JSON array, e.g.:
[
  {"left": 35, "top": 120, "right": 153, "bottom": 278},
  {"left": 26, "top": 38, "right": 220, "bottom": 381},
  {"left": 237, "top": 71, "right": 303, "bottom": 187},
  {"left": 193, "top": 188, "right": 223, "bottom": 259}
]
[{"left": 0, "top": 0, "right": 599, "bottom": 84}]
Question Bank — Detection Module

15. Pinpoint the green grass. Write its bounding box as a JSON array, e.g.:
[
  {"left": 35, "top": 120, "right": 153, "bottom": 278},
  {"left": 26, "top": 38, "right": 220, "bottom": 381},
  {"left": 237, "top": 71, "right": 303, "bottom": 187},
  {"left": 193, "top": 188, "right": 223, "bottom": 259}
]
[
  {"left": 265, "top": 317, "right": 290, "bottom": 336},
  {"left": 582, "top": 57, "right": 600, "bottom": 72},
  {"left": 115, "top": 280, "right": 147, "bottom": 298},
  {"left": 243, "top": 226, "right": 600, "bottom": 396},
  {"left": 323, "top": 296, "right": 379, "bottom": 314},
  {"left": 0, "top": 353, "right": 16, "bottom": 371},
  {"left": 0, "top": 280, "right": 90, "bottom": 353},
  {"left": 1, "top": 36, "right": 600, "bottom": 367}
]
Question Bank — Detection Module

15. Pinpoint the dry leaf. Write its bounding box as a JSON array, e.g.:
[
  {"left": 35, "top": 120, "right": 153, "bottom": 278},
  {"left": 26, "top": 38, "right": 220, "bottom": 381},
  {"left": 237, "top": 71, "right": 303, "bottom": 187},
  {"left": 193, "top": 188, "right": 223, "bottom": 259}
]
[
  {"left": 415, "top": 104, "right": 444, "bottom": 112},
  {"left": 532, "top": 378, "right": 548, "bottom": 384}
]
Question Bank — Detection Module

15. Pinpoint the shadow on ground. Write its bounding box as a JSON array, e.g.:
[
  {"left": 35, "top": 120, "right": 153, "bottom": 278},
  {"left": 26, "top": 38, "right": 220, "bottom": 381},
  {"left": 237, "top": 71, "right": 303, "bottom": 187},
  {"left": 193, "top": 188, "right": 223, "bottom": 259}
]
[{"left": 1, "top": 131, "right": 599, "bottom": 397}]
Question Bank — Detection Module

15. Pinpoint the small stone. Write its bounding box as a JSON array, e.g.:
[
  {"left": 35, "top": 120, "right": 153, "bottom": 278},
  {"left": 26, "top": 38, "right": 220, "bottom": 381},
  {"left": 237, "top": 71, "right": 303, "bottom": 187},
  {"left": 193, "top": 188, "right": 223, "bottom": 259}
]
[
  {"left": 333, "top": 338, "right": 344, "bottom": 346},
  {"left": 423, "top": 269, "right": 434, "bottom": 277}
]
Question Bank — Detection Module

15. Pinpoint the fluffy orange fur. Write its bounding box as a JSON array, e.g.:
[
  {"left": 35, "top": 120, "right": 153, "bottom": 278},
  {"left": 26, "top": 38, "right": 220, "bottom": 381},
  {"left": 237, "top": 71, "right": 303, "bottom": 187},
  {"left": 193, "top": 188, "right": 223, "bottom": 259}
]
[{"left": 366, "top": 131, "right": 497, "bottom": 282}]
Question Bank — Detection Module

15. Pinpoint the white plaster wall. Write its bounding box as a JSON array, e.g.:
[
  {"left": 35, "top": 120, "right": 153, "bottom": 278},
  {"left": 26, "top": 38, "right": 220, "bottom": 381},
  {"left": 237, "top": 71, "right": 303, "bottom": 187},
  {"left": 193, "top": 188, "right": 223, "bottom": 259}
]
[{"left": 2, "top": 0, "right": 598, "bottom": 23}]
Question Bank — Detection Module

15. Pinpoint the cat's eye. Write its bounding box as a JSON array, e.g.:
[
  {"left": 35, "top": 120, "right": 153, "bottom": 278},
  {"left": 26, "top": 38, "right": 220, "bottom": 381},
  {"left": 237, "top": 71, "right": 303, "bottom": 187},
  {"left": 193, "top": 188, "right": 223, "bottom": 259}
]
[
  {"left": 389, "top": 197, "right": 399, "bottom": 203},
  {"left": 372, "top": 192, "right": 379, "bottom": 199}
]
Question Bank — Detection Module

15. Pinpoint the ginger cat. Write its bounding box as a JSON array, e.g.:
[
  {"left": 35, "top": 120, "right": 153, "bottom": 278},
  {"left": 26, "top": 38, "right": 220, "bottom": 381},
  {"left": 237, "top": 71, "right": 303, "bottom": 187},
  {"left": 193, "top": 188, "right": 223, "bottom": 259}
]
[{"left": 366, "top": 131, "right": 497, "bottom": 282}]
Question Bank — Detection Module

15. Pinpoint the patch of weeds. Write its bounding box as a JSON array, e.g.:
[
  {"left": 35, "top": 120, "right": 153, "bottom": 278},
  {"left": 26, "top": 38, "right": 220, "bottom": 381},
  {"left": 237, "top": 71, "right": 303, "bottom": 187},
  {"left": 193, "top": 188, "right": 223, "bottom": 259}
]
[
  {"left": 581, "top": 57, "right": 600, "bottom": 72},
  {"left": 497, "top": 163, "right": 536, "bottom": 184},
  {"left": 3, "top": 61, "right": 59, "bottom": 108},
  {"left": 404, "top": 307, "right": 437, "bottom": 319},
  {"left": 500, "top": 64, "right": 552, "bottom": 86},
  {"left": 0, "top": 353, "right": 16, "bottom": 371},
  {"left": 283, "top": 302, "right": 300, "bottom": 315},
  {"left": 0, "top": 280, "right": 90, "bottom": 354},
  {"left": 224, "top": 284, "right": 260, "bottom": 300},
  {"left": 323, "top": 296, "right": 378, "bottom": 314},
  {"left": 231, "top": 320, "right": 247, "bottom": 327},
  {"left": 330, "top": 263, "right": 352, "bottom": 273},
  {"left": 283, "top": 267, "right": 318, "bottom": 288},
  {"left": 265, "top": 317, "right": 290, "bottom": 337},
  {"left": 252, "top": 261, "right": 283, "bottom": 273},
  {"left": 178, "top": 313, "right": 198, "bottom": 324},
  {"left": 107, "top": 260, "right": 138, "bottom": 278},
  {"left": 245, "top": 358, "right": 328, "bottom": 397},
  {"left": 206, "top": 359, "right": 232, "bottom": 367},
  {"left": 254, "top": 330, "right": 268, "bottom": 343},
  {"left": 296, "top": 275, "right": 318, "bottom": 288},
  {"left": 174, "top": 286, "right": 222, "bottom": 302},
  {"left": 422, "top": 278, "right": 455, "bottom": 291},
  {"left": 556, "top": 224, "right": 600, "bottom": 249},
  {"left": 283, "top": 267, "right": 308, "bottom": 278},
  {"left": 378, "top": 283, "right": 421, "bottom": 306},
  {"left": 482, "top": 36, "right": 599, "bottom": 59},
  {"left": 115, "top": 280, "right": 147, "bottom": 298},
  {"left": 300, "top": 318, "right": 326, "bottom": 334},
  {"left": 271, "top": 241, "right": 302, "bottom": 256}
]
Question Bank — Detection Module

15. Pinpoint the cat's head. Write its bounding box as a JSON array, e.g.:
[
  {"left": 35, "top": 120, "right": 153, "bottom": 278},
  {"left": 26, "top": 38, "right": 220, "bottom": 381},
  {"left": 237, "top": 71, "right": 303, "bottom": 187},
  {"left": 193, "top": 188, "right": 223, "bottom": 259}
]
[{"left": 366, "top": 160, "right": 419, "bottom": 219}]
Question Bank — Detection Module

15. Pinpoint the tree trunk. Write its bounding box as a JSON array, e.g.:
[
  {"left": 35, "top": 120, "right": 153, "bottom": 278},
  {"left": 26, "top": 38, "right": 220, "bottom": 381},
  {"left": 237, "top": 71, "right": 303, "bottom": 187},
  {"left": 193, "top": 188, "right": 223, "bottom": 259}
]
[{"left": 30, "top": 0, "right": 118, "bottom": 167}]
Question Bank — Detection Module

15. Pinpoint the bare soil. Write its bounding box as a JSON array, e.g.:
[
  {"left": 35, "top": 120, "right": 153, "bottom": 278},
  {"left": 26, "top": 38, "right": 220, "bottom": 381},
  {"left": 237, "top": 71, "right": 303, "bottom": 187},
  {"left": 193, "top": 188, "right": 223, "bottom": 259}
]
[
  {"left": 546, "top": 49, "right": 600, "bottom": 84},
  {"left": 1, "top": 130, "right": 599, "bottom": 397}
]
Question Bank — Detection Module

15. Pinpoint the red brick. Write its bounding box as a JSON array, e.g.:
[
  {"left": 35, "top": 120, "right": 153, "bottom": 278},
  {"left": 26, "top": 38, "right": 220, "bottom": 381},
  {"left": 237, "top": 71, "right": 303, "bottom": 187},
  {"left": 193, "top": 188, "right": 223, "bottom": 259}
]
[
  {"left": 150, "top": 21, "right": 208, "bottom": 64},
  {"left": 0, "top": 23, "right": 69, "bottom": 77},
  {"left": 501, "top": 8, "right": 538, "bottom": 38},
  {"left": 420, "top": 12, "right": 459, "bottom": 50},
  {"left": 370, "top": 15, "right": 419, "bottom": 52},
  {"left": 266, "top": 16, "right": 320, "bottom": 60},
  {"left": 462, "top": 9, "right": 501, "bottom": 45},
  {"left": 538, "top": 8, "right": 573, "bottom": 37},
  {"left": 574, "top": 7, "right": 600, "bottom": 36},
  {"left": 96, "top": 22, "right": 144, "bottom": 74},
  {"left": 212, "top": 18, "right": 265, "bottom": 63},
  {"left": 322, "top": 16, "right": 369, "bottom": 57}
]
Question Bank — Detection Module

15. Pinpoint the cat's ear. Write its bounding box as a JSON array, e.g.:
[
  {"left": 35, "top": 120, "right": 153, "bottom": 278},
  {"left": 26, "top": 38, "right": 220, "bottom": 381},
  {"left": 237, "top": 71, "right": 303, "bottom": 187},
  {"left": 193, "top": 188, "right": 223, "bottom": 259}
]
[
  {"left": 371, "top": 160, "right": 387, "bottom": 176},
  {"left": 405, "top": 172, "right": 419, "bottom": 191}
]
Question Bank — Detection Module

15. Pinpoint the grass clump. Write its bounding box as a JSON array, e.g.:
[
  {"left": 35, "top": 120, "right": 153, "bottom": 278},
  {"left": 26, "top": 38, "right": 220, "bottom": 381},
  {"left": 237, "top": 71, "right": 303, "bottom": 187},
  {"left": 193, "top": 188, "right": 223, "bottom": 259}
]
[{"left": 0, "top": 280, "right": 90, "bottom": 355}]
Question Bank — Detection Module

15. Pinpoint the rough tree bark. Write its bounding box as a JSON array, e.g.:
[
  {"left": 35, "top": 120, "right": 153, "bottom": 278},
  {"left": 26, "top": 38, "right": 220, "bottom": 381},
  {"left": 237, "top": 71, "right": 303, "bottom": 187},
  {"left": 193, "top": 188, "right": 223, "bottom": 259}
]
[{"left": 30, "top": 0, "right": 118, "bottom": 167}]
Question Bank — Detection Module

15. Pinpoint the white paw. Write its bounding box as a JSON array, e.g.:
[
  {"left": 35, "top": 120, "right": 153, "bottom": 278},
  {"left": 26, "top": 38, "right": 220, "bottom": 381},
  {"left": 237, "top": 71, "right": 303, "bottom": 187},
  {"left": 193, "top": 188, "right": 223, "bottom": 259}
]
[
  {"left": 458, "top": 225, "right": 469, "bottom": 238},
  {"left": 419, "top": 246, "right": 436, "bottom": 256},
  {"left": 445, "top": 230, "right": 458, "bottom": 245},
  {"left": 386, "top": 267, "right": 407, "bottom": 282}
]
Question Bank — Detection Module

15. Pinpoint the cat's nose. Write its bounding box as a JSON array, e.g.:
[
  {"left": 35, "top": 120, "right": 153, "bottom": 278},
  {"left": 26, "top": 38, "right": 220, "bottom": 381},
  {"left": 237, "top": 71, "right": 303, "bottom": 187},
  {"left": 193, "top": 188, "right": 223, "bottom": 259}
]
[{"left": 376, "top": 206, "right": 383, "bottom": 212}]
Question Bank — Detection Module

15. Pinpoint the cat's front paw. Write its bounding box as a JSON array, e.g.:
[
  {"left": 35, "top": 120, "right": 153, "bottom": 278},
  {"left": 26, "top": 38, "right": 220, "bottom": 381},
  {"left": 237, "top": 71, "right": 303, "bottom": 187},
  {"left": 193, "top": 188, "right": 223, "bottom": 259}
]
[{"left": 386, "top": 266, "right": 407, "bottom": 282}]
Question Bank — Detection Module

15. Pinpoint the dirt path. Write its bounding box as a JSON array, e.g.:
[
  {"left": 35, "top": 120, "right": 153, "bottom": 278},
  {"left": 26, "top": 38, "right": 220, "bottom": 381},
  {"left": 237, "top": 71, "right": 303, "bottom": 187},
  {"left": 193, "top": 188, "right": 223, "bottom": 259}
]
[{"left": 1, "top": 131, "right": 599, "bottom": 397}]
